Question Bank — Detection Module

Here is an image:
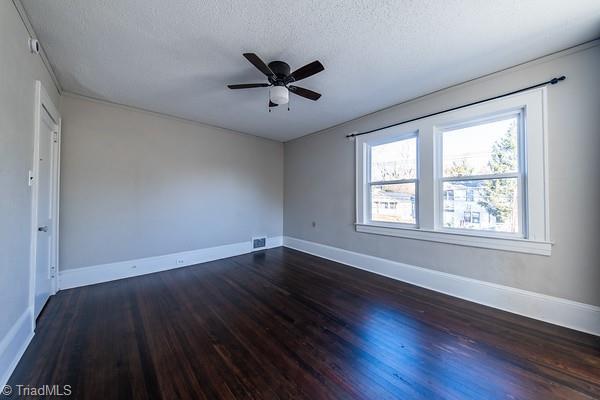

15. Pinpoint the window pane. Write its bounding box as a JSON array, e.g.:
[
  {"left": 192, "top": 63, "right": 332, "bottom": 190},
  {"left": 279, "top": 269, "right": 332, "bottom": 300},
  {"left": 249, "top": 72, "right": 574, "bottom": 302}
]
[
  {"left": 371, "top": 137, "right": 416, "bottom": 182},
  {"left": 442, "top": 178, "right": 519, "bottom": 233},
  {"left": 443, "top": 116, "right": 519, "bottom": 177},
  {"left": 371, "top": 183, "right": 416, "bottom": 224}
]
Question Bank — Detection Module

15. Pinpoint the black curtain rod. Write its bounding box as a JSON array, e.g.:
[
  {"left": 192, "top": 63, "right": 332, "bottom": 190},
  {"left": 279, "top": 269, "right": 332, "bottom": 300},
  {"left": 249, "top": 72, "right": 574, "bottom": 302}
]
[{"left": 346, "top": 76, "right": 566, "bottom": 138}]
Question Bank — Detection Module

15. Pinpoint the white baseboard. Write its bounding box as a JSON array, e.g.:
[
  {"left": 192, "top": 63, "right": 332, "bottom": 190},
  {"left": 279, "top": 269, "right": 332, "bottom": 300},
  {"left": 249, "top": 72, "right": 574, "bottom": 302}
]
[
  {"left": 283, "top": 236, "right": 600, "bottom": 336},
  {"left": 0, "top": 308, "right": 34, "bottom": 388},
  {"left": 59, "top": 236, "right": 283, "bottom": 290}
]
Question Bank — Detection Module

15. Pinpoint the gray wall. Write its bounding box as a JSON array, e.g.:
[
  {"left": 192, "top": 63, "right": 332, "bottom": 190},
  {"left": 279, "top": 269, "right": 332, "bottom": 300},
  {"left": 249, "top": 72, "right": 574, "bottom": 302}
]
[
  {"left": 0, "top": 2, "right": 60, "bottom": 339},
  {"left": 284, "top": 43, "right": 600, "bottom": 306},
  {"left": 59, "top": 95, "right": 283, "bottom": 270}
]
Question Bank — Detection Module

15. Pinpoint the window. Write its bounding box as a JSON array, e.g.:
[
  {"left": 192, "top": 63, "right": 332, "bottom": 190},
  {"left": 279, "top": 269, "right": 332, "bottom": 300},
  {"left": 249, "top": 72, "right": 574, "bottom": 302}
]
[
  {"left": 368, "top": 134, "right": 417, "bottom": 225},
  {"left": 441, "top": 114, "right": 522, "bottom": 235},
  {"left": 466, "top": 189, "right": 474, "bottom": 202},
  {"left": 355, "top": 88, "right": 551, "bottom": 255},
  {"left": 463, "top": 211, "right": 481, "bottom": 224}
]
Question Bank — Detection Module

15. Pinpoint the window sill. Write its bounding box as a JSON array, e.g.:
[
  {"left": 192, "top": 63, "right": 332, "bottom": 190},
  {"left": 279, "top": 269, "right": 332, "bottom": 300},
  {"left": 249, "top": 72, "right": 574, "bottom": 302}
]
[{"left": 355, "top": 223, "right": 552, "bottom": 256}]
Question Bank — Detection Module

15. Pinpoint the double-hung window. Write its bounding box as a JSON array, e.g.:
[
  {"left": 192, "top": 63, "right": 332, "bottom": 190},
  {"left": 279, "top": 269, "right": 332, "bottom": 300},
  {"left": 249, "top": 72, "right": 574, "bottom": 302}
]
[
  {"left": 368, "top": 133, "right": 418, "bottom": 226},
  {"left": 355, "top": 88, "right": 551, "bottom": 255},
  {"left": 440, "top": 112, "right": 523, "bottom": 235}
]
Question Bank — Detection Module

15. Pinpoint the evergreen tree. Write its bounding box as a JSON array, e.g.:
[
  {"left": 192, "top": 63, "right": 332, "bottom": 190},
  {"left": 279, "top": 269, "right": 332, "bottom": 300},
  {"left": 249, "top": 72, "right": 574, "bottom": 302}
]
[{"left": 478, "top": 124, "right": 518, "bottom": 224}]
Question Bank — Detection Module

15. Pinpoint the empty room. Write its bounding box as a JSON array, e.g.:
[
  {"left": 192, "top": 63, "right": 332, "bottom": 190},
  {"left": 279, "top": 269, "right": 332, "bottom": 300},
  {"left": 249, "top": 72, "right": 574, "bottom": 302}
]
[{"left": 2, "top": 0, "right": 600, "bottom": 398}]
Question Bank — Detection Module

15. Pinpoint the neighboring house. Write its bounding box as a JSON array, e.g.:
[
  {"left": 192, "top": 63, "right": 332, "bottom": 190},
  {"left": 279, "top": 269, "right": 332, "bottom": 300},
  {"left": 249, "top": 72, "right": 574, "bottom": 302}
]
[
  {"left": 372, "top": 189, "right": 416, "bottom": 223},
  {"left": 372, "top": 181, "right": 517, "bottom": 232},
  {"left": 443, "top": 183, "right": 488, "bottom": 229},
  {"left": 442, "top": 182, "right": 517, "bottom": 232}
]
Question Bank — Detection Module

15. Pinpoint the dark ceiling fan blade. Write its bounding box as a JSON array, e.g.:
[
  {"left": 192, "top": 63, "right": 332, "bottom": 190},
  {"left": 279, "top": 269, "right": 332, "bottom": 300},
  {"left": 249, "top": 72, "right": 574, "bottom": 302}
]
[
  {"left": 288, "top": 85, "right": 321, "bottom": 101},
  {"left": 269, "top": 101, "right": 278, "bottom": 107},
  {"left": 227, "top": 83, "right": 270, "bottom": 89},
  {"left": 243, "top": 53, "right": 275, "bottom": 77},
  {"left": 286, "top": 60, "right": 324, "bottom": 83}
]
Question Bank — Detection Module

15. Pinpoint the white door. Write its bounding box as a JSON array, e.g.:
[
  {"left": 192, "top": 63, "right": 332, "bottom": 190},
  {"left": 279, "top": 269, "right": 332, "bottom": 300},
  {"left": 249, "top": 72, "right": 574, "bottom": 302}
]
[{"left": 34, "top": 108, "right": 57, "bottom": 318}]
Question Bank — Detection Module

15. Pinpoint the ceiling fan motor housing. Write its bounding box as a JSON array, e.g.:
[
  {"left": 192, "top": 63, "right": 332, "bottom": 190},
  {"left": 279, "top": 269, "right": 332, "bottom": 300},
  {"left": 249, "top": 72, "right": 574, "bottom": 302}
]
[
  {"left": 268, "top": 61, "right": 291, "bottom": 104},
  {"left": 268, "top": 61, "right": 291, "bottom": 82}
]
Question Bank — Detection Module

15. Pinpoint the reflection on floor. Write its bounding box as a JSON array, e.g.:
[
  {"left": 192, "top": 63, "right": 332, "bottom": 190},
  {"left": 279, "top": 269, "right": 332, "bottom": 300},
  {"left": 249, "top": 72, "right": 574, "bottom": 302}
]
[{"left": 7, "top": 247, "right": 600, "bottom": 399}]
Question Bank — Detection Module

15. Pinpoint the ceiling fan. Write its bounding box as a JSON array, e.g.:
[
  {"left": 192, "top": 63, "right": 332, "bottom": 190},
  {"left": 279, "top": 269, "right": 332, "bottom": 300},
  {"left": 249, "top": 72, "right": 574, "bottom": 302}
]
[{"left": 227, "top": 53, "right": 324, "bottom": 109}]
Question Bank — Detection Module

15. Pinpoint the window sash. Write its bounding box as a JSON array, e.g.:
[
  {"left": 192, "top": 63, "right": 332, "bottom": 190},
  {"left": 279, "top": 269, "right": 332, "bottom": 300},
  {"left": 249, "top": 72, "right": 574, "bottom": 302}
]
[
  {"left": 440, "top": 172, "right": 519, "bottom": 182},
  {"left": 366, "top": 133, "right": 419, "bottom": 226},
  {"left": 369, "top": 178, "right": 417, "bottom": 185},
  {"left": 368, "top": 179, "right": 418, "bottom": 226},
  {"left": 437, "top": 111, "right": 525, "bottom": 237},
  {"left": 438, "top": 175, "right": 524, "bottom": 237},
  {"left": 367, "top": 135, "right": 418, "bottom": 184}
]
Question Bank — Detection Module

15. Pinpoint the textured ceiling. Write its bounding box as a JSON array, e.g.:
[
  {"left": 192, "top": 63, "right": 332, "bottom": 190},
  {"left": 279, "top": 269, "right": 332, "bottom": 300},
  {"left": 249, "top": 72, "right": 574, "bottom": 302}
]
[{"left": 21, "top": 0, "right": 600, "bottom": 141}]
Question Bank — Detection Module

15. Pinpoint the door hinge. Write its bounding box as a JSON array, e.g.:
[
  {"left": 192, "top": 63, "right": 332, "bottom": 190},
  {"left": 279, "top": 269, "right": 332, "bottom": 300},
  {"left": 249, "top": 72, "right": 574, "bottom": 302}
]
[
  {"left": 49, "top": 265, "right": 56, "bottom": 279},
  {"left": 52, "top": 131, "right": 58, "bottom": 143}
]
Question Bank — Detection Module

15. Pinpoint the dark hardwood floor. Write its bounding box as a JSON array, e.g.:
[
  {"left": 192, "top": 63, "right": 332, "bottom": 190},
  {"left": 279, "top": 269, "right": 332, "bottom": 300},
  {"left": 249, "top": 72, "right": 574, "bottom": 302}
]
[{"left": 5, "top": 247, "right": 600, "bottom": 399}]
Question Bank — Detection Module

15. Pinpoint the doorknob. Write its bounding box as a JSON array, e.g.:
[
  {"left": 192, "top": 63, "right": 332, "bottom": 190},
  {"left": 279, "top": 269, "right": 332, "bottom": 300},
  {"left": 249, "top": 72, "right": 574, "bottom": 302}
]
[{"left": 38, "top": 226, "right": 48, "bottom": 232}]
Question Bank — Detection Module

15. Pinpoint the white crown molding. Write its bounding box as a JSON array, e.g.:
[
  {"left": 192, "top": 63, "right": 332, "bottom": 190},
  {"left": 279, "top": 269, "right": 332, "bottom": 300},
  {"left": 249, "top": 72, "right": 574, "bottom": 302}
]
[
  {"left": 0, "top": 307, "right": 34, "bottom": 389},
  {"left": 283, "top": 236, "right": 600, "bottom": 336},
  {"left": 59, "top": 237, "right": 283, "bottom": 290}
]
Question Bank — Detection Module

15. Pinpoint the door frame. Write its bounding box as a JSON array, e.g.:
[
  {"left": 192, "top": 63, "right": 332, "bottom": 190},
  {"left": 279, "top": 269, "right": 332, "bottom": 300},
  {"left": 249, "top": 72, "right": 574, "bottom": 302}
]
[{"left": 28, "top": 80, "right": 61, "bottom": 327}]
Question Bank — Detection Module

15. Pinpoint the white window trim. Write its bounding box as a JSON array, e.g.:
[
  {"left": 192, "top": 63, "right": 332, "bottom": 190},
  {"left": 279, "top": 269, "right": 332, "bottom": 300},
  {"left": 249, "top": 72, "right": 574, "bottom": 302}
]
[{"left": 355, "top": 88, "right": 552, "bottom": 256}]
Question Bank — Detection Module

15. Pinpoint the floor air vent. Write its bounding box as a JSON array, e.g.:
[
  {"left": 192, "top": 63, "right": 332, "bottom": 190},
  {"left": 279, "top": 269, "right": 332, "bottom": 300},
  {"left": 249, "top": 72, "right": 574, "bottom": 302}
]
[{"left": 252, "top": 237, "right": 266, "bottom": 249}]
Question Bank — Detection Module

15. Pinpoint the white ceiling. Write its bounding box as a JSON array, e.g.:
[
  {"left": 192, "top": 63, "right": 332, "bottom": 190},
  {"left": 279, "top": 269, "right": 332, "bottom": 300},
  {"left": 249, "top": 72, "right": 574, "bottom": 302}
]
[{"left": 21, "top": 0, "right": 600, "bottom": 141}]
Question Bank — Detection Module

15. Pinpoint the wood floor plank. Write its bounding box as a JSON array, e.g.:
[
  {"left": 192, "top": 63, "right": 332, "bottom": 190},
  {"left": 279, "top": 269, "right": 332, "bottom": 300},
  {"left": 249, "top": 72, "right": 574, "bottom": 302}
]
[{"left": 5, "top": 247, "right": 600, "bottom": 399}]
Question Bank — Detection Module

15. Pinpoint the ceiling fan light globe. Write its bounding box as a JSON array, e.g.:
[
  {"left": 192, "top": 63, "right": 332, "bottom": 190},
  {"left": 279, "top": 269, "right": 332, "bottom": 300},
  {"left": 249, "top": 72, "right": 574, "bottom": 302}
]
[{"left": 270, "top": 86, "right": 289, "bottom": 105}]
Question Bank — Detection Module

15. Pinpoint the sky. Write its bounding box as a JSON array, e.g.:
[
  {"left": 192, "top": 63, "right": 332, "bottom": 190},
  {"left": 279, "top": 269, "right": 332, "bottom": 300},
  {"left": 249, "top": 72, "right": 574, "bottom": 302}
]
[
  {"left": 370, "top": 115, "right": 518, "bottom": 180},
  {"left": 442, "top": 117, "right": 518, "bottom": 175}
]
